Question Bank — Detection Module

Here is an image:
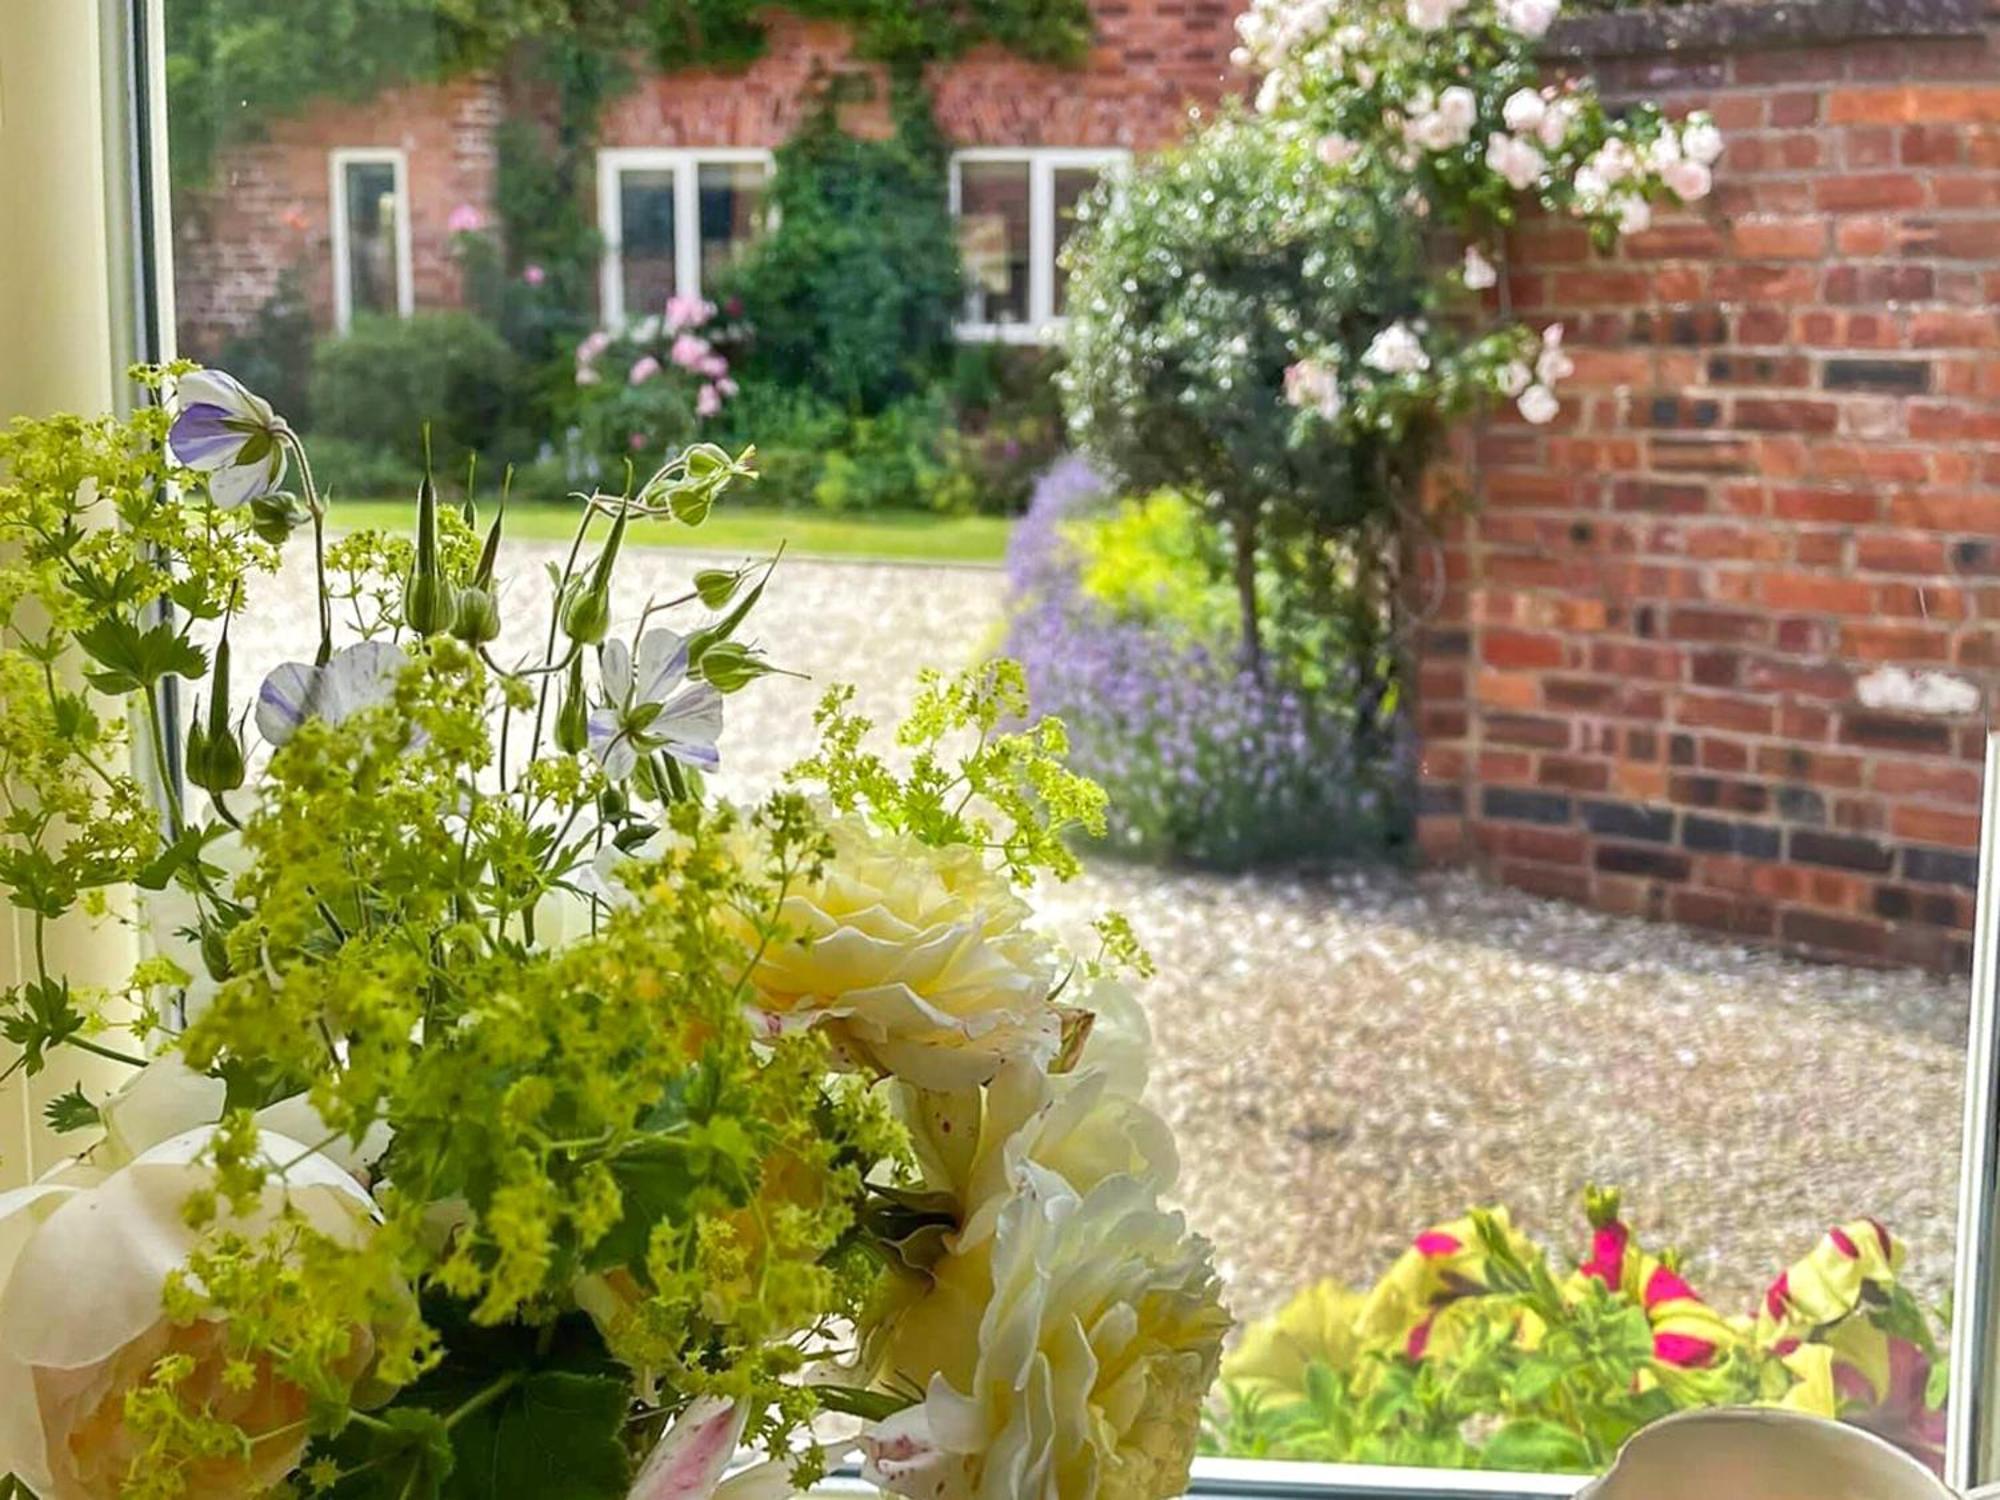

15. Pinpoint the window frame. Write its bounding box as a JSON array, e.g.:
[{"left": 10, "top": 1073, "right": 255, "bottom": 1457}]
[
  {"left": 112, "top": 0, "right": 2000, "bottom": 1491},
  {"left": 594, "top": 146, "right": 775, "bottom": 328},
  {"left": 948, "top": 145, "right": 1130, "bottom": 343},
  {"left": 327, "top": 146, "right": 415, "bottom": 333}
]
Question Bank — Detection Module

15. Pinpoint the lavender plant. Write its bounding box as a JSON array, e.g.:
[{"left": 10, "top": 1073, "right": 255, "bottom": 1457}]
[{"left": 1004, "top": 458, "right": 1403, "bottom": 870}]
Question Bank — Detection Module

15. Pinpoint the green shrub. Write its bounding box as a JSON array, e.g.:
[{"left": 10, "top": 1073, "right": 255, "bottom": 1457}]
[
  {"left": 308, "top": 313, "right": 527, "bottom": 474},
  {"left": 1060, "top": 110, "right": 1426, "bottom": 682},
  {"left": 724, "top": 85, "right": 961, "bottom": 413},
  {"left": 214, "top": 266, "right": 317, "bottom": 430}
]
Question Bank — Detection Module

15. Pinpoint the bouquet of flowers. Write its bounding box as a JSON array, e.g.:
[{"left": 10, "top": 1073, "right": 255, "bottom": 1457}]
[{"left": 0, "top": 366, "right": 1227, "bottom": 1500}]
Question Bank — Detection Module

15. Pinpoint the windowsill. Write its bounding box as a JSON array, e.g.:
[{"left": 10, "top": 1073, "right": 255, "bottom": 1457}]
[
  {"left": 954, "top": 320, "right": 1062, "bottom": 345},
  {"left": 811, "top": 1459, "right": 1588, "bottom": 1497}
]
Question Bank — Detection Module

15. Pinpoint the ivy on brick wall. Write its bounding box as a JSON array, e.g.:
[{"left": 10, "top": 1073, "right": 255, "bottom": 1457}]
[{"left": 166, "top": 0, "right": 1091, "bottom": 189}]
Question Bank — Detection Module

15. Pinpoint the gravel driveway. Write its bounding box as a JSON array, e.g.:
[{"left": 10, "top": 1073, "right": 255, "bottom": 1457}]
[{"left": 231, "top": 538, "right": 1971, "bottom": 1322}]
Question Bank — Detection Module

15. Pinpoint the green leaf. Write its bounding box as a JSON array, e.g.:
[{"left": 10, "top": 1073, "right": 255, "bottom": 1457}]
[
  {"left": 322, "top": 1407, "right": 456, "bottom": 1500},
  {"left": 586, "top": 1136, "right": 699, "bottom": 1272},
  {"left": 0, "top": 978, "right": 87, "bottom": 1075},
  {"left": 74, "top": 616, "right": 207, "bottom": 695},
  {"left": 43, "top": 1084, "right": 99, "bottom": 1134},
  {"left": 1479, "top": 1418, "right": 1594, "bottom": 1473},
  {"left": 442, "top": 1372, "right": 629, "bottom": 1500},
  {"left": 133, "top": 823, "right": 222, "bottom": 892}
]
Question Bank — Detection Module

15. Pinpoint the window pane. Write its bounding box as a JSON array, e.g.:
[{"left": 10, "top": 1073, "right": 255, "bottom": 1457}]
[
  {"left": 341, "top": 160, "right": 400, "bottom": 319},
  {"left": 957, "top": 159, "right": 1030, "bottom": 325},
  {"left": 619, "top": 167, "right": 679, "bottom": 319},
  {"left": 1050, "top": 163, "right": 1105, "bottom": 317},
  {"left": 697, "top": 160, "right": 768, "bottom": 287}
]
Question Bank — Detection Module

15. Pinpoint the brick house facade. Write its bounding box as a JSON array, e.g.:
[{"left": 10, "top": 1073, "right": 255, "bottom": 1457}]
[{"left": 170, "top": 0, "right": 2000, "bottom": 971}]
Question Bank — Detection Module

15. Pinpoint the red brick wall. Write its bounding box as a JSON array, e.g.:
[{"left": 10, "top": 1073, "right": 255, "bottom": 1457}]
[
  {"left": 172, "top": 0, "right": 1236, "bottom": 350},
  {"left": 174, "top": 78, "right": 501, "bottom": 353},
  {"left": 1414, "top": 2, "right": 2000, "bottom": 971}
]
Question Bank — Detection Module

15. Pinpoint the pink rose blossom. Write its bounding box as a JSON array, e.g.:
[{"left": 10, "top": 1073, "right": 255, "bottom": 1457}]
[
  {"left": 629, "top": 355, "right": 662, "bottom": 385},
  {"left": 696, "top": 383, "right": 722, "bottom": 418},
  {"left": 670, "top": 334, "right": 711, "bottom": 371},
  {"left": 665, "top": 294, "right": 716, "bottom": 333},
  {"left": 697, "top": 353, "right": 729, "bottom": 379},
  {"left": 1663, "top": 159, "right": 1713, "bottom": 202},
  {"left": 523, "top": 263, "right": 548, "bottom": 286},
  {"left": 447, "top": 203, "right": 486, "bottom": 235}
]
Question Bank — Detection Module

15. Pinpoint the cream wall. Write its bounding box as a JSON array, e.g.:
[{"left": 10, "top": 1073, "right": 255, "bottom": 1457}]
[{"left": 0, "top": 0, "right": 144, "bottom": 1186}]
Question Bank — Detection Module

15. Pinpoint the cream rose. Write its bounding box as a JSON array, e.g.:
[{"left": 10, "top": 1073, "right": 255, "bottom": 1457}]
[
  {"left": 0, "top": 1127, "right": 378, "bottom": 1500},
  {"left": 743, "top": 816, "right": 1061, "bottom": 1090},
  {"left": 862, "top": 1165, "right": 1228, "bottom": 1500}
]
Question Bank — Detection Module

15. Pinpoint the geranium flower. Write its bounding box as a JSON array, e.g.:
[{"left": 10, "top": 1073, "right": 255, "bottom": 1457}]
[
  {"left": 256, "top": 641, "right": 409, "bottom": 747},
  {"left": 588, "top": 628, "right": 724, "bottom": 780},
  {"left": 167, "top": 369, "right": 288, "bottom": 509}
]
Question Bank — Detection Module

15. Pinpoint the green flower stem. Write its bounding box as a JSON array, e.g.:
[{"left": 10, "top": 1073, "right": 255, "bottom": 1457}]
[
  {"left": 443, "top": 1370, "right": 524, "bottom": 1430},
  {"left": 525, "top": 499, "right": 602, "bottom": 785},
  {"left": 140, "top": 683, "right": 185, "bottom": 840},
  {"left": 280, "top": 430, "right": 334, "bottom": 667}
]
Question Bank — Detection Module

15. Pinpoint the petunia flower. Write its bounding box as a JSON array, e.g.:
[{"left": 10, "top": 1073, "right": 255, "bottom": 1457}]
[
  {"left": 589, "top": 628, "right": 723, "bottom": 781},
  {"left": 255, "top": 640, "right": 409, "bottom": 747},
  {"left": 167, "top": 368, "right": 289, "bottom": 509}
]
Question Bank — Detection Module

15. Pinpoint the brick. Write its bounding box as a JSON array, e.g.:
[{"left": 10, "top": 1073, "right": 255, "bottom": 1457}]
[
  {"left": 1594, "top": 844, "right": 1691, "bottom": 881},
  {"left": 1729, "top": 219, "right": 1827, "bottom": 260},
  {"left": 1823, "top": 359, "right": 1931, "bottom": 395},
  {"left": 1839, "top": 711, "right": 1956, "bottom": 755},
  {"left": 1789, "top": 829, "right": 1896, "bottom": 873},
  {"left": 1905, "top": 845, "right": 1980, "bottom": 888},
  {"left": 1780, "top": 908, "right": 1890, "bottom": 959},
  {"left": 1581, "top": 800, "right": 1675, "bottom": 843},
  {"left": 1482, "top": 787, "right": 1572, "bottom": 826},
  {"left": 1893, "top": 804, "right": 1982, "bottom": 848},
  {"left": 1734, "top": 398, "right": 1840, "bottom": 434},
  {"left": 1682, "top": 815, "right": 1782, "bottom": 860}
]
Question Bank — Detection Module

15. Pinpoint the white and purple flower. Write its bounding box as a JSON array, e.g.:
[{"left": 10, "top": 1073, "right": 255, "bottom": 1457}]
[
  {"left": 255, "top": 641, "right": 409, "bottom": 747},
  {"left": 589, "top": 628, "right": 724, "bottom": 781},
  {"left": 167, "top": 368, "right": 288, "bottom": 510}
]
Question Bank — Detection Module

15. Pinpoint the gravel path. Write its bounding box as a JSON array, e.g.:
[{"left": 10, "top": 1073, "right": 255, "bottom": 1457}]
[{"left": 230, "top": 539, "right": 1971, "bottom": 1322}]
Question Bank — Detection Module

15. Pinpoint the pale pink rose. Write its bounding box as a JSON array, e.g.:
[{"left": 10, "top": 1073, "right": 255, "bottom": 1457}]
[
  {"left": 1498, "top": 0, "right": 1559, "bottom": 37},
  {"left": 696, "top": 383, "right": 722, "bottom": 418},
  {"left": 1518, "top": 384, "right": 1560, "bottom": 424},
  {"left": 1363, "top": 321, "right": 1429, "bottom": 376},
  {"left": 1536, "top": 324, "right": 1575, "bottom": 384},
  {"left": 664, "top": 294, "right": 716, "bottom": 333},
  {"left": 1484, "top": 132, "right": 1546, "bottom": 191},
  {"left": 575, "top": 367, "right": 602, "bottom": 387},
  {"left": 718, "top": 378, "right": 739, "bottom": 398},
  {"left": 1406, "top": 0, "right": 1462, "bottom": 29},
  {"left": 1617, "top": 195, "right": 1653, "bottom": 235},
  {"left": 670, "top": 333, "right": 711, "bottom": 371},
  {"left": 522, "top": 262, "right": 548, "bottom": 286},
  {"left": 1317, "top": 133, "right": 1360, "bottom": 169},
  {"left": 1663, "top": 158, "right": 1713, "bottom": 202},
  {"left": 1439, "top": 86, "right": 1478, "bottom": 133},
  {"left": 1537, "top": 99, "right": 1578, "bottom": 149},
  {"left": 1497, "top": 360, "right": 1532, "bottom": 397},
  {"left": 577, "top": 330, "right": 612, "bottom": 365},
  {"left": 1283, "top": 358, "right": 1343, "bottom": 421},
  {"left": 1682, "top": 117, "right": 1725, "bottom": 165},
  {"left": 1463, "top": 246, "right": 1498, "bottom": 290},
  {"left": 629, "top": 355, "right": 662, "bottom": 385},
  {"left": 697, "top": 353, "right": 729, "bottom": 379},
  {"left": 446, "top": 203, "right": 486, "bottom": 235},
  {"left": 1502, "top": 88, "right": 1546, "bottom": 134}
]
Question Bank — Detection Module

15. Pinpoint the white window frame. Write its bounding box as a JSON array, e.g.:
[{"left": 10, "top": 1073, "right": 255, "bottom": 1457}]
[
  {"left": 948, "top": 146, "right": 1129, "bottom": 344},
  {"left": 595, "top": 147, "right": 776, "bottom": 328},
  {"left": 327, "top": 147, "right": 414, "bottom": 333}
]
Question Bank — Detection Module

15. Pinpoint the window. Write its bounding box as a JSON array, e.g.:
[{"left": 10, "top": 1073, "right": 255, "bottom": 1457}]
[
  {"left": 596, "top": 148, "right": 773, "bottom": 326},
  {"left": 950, "top": 148, "right": 1128, "bottom": 340},
  {"left": 329, "top": 148, "right": 413, "bottom": 332}
]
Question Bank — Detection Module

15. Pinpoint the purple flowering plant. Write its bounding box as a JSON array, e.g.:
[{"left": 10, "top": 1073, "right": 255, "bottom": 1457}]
[{"left": 1005, "top": 457, "right": 1406, "bottom": 869}]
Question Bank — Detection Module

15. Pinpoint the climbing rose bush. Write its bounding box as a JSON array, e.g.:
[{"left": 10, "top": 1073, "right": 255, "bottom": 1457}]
[
  {"left": 1234, "top": 0, "right": 1723, "bottom": 436},
  {"left": 1211, "top": 1190, "right": 1948, "bottom": 1476}
]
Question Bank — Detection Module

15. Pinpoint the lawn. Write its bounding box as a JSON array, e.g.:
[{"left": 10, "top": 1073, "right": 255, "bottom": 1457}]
[{"left": 330, "top": 500, "right": 1012, "bottom": 565}]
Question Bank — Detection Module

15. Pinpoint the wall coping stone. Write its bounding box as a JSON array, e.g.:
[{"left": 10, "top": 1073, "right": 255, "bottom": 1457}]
[{"left": 1547, "top": 0, "right": 1984, "bottom": 60}]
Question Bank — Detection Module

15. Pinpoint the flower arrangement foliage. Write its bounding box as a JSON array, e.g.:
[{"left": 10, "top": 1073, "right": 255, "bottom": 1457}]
[
  {"left": 1003, "top": 458, "right": 1403, "bottom": 869},
  {"left": 0, "top": 366, "right": 1226, "bottom": 1500},
  {"left": 1211, "top": 1191, "right": 1948, "bottom": 1476},
  {"left": 570, "top": 295, "right": 747, "bottom": 469}
]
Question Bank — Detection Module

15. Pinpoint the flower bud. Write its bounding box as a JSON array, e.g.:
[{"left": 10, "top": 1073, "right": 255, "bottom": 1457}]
[
  {"left": 560, "top": 582, "right": 611, "bottom": 646},
  {"left": 198, "top": 920, "right": 233, "bottom": 983},
  {"left": 694, "top": 640, "right": 773, "bottom": 694},
  {"left": 186, "top": 634, "right": 246, "bottom": 794},
  {"left": 555, "top": 656, "right": 589, "bottom": 755},
  {"left": 248, "top": 492, "right": 310, "bottom": 545},
  {"left": 452, "top": 584, "right": 501, "bottom": 645},
  {"left": 404, "top": 571, "right": 458, "bottom": 637}
]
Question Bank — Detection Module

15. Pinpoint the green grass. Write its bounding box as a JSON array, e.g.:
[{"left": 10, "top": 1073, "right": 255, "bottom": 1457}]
[{"left": 330, "top": 500, "right": 1012, "bottom": 564}]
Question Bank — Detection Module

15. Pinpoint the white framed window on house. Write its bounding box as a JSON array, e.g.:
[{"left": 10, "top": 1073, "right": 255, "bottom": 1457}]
[
  {"left": 949, "top": 147, "right": 1129, "bottom": 341},
  {"left": 328, "top": 148, "right": 414, "bottom": 332},
  {"left": 595, "top": 148, "right": 774, "bottom": 327}
]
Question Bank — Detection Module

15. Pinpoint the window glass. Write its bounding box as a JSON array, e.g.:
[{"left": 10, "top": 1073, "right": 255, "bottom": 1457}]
[
  {"left": 338, "top": 157, "right": 402, "bottom": 324},
  {"left": 618, "top": 167, "right": 680, "bottom": 318},
  {"left": 957, "top": 158, "right": 1031, "bottom": 326},
  {"left": 149, "top": 2, "right": 1981, "bottom": 1492},
  {"left": 697, "top": 160, "right": 769, "bottom": 285},
  {"left": 1050, "top": 163, "right": 1104, "bottom": 316}
]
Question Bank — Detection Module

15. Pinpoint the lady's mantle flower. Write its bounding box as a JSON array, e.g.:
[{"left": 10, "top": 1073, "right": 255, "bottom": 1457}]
[
  {"left": 861, "top": 1165, "right": 1227, "bottom": 1500},
  {"left": 589, "top": 628, "right": 724, "bottom": 780},
  {"left": 256, "top": 641, "right": 409, "bottom": 747},
  {"left": 167, "top": 369, "right": 288, "bottom": 510}
]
